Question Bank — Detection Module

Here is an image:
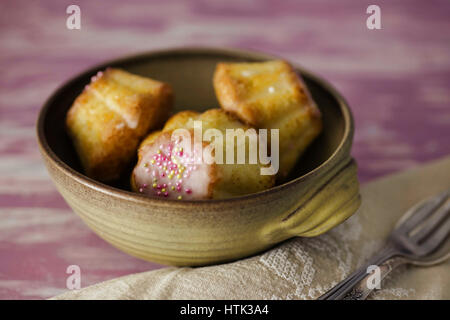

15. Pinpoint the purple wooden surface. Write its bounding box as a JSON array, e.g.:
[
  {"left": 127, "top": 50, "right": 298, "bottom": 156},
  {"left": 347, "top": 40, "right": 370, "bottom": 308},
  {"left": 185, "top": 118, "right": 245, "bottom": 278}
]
[{"left": 1, "top": 0, "right": 449, "bottom": 299}]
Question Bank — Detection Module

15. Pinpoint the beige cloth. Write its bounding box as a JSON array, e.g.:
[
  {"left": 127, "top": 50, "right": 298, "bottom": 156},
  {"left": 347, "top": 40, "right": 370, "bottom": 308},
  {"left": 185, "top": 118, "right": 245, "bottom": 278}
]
[{"left": 53, "top": 156, "right": 450, "bottom": 300}]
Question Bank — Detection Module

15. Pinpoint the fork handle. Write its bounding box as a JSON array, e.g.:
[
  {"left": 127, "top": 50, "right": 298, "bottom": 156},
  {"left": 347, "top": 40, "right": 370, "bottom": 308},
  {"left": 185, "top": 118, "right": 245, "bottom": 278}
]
[
  {"left": 341, "top": 257, "right": 406, "bottom": 299},
  {"left": 319, "top": 245, "right": 398, "bottom": 300}
]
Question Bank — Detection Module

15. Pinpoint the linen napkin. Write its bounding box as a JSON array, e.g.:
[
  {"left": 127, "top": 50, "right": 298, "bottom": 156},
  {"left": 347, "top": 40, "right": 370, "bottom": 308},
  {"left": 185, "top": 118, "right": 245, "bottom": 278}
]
[{"left": 52, "top": 156, "right": 450, "bottom": 299}]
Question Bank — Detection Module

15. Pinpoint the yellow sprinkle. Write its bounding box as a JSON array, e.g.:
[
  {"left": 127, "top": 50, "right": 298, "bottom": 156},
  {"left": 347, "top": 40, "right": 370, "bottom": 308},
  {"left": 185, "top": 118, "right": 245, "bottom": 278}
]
[
  {"left": 170, "top": 170, "right": 175, "bottom": 175},
  {"left": 143, "top": 163, "right": 148, "bottom": 167},
  {"left": 168, "top": 174, "right": 173, "bottom": 179},
  {"left": 163, "top": 166, "right": 167, "bottom": 171},
  {"left": 150, "top": 160, "right": 155, "bottom": 164},
  {"left": 152, "top": 183, "right": 157, "bottom": 188},
  {"left": 177, "top": 195, "right": 182, "bottom": 200},
  {"left": 179, "top": 167, "right": 185, "bottom": 173},
  {"left": 157, "top": 150, "right": 161, "bottom": 154},
  {"left": 153, "top": 178, "right": 157, "bottom": 182},
  {"left": 176, "top": 174, "right": 181, "bottom": 179},
  {"left": 161, "top": 188, "right": 166, "bottom": 192},
  {"left": 171, "top": 186, "right": 175, "bottom": 191}
]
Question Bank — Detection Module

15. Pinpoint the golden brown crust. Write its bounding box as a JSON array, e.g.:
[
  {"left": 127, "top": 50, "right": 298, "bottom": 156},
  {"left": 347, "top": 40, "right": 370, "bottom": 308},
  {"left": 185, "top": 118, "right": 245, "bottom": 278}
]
[
  {"left": 213, "top": 63, "right": 245, "bottom": 122},
  {"left": 213, "top": 60, "right": 322, "bottom": 178},
  {"left": 206, "top": 161, "right": 218, "bottom": 199},
  {"left": 163, "top": 110, "right": 200, "bottom": 131},
  {"left": 66, "top": 68, "right": 173, "bottom": 182}
]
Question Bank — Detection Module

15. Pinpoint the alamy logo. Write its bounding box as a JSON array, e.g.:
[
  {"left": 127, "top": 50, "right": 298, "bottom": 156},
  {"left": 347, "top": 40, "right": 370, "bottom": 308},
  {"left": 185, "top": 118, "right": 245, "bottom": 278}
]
[
  {"left": 66, "top": 5, "right": 81, "bottom": 30},
  {"left": 170, "top": 121, "right": 280, "bottom": 175},
  {"left": 366, "top": 265, "right": 381, "bottom": 290},
  {"left": 66, "top": 265, "right": 81, "bottom": 290},
  {"left": 366, "top": 5, "right": 381, "bottom": 30}
]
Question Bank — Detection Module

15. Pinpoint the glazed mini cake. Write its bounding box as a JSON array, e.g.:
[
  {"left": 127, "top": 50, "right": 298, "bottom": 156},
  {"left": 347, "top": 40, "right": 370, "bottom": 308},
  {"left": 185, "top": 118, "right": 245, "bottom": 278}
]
[
  {"left": 213, "top": 60, "right": 322, "bottom": 178},
  {"left": 131, "top": 109, "right": 275, "bottom": 200},
  {"left": 66, "top": 68, "right": 173, "bottom": 182}
]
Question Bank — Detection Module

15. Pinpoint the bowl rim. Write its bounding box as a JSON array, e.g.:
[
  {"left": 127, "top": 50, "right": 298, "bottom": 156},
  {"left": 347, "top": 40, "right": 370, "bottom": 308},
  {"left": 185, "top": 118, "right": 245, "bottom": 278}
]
[{"left": 36, "top": 46, "right": 354, "bottom": 206}]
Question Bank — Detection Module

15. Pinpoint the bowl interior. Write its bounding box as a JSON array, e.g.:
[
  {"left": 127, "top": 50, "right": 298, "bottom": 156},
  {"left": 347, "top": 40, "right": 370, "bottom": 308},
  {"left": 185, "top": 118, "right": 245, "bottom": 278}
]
[{"left": 41, "top": 48, "right": 347, "bottom": 193}]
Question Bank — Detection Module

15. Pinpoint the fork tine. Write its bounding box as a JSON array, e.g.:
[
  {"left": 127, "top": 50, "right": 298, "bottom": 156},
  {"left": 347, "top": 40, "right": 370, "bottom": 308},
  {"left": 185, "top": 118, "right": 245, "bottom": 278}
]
[
  {"left": 417, "top": 216, "right": 450, "bottom": 256},
  {"left": 396, "top": 191, "right": 449, "bottom": 233},
  {"left": 412, "top": 201, "right": 450, "bottom": 243}
]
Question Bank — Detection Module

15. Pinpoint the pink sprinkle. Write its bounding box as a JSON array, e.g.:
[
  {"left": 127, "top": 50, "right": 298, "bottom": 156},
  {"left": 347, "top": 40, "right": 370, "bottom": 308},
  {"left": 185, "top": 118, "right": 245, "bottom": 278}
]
[
  {"left": 157, "top": 191, "right": 161, "bottom": 196},
  {"left": 164, "top": 192, "right": 169, "bottom": 197},
  {"left": 139, "top": 188, "right": 143, "bottom": 192},
  {"left": 162, "top": 183, "right": 167, "bottom": 188},
  {"left": 176, "top": 186, "right": 182, "bottom": 191},
  {"left": 185, "top": 188, "right": 192, "bottom": 194},
  {"left": 142, "top": 184, "right": 147, "bottom": 188},
  {"left": 157, "top": 184, "right": 162, "bottom": 189},
  {"left": 161, "top": 172, "right": 166, "bottom": 177}
]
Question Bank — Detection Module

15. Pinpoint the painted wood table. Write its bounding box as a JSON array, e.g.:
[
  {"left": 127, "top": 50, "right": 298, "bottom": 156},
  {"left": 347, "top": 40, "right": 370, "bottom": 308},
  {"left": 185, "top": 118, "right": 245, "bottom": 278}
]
[{"left": 1, "top": 0, "right": 449, "bottom": 299}]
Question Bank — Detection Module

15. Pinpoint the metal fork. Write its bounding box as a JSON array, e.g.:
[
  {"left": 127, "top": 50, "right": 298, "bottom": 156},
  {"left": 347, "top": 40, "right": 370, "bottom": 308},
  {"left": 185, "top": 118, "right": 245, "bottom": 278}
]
[{"left": 319, "top": 189, "right": 450, "bottom": 300}]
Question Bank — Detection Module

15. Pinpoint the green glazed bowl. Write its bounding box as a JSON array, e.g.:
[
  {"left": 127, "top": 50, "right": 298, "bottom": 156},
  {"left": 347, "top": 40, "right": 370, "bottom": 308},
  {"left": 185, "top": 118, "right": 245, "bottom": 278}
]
[{"left": 37, "top": 47, "right": 360, "bottom": 266}]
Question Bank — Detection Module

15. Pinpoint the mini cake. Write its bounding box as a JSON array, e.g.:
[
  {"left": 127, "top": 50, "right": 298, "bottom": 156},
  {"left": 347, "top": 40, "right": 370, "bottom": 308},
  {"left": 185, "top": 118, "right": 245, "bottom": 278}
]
[
  {"left": 131, "top": 109, "right": 276, "bottom": 200},
  {"left": 66, "top": 68, "right": 173, "bottom": 182},
  {"left": 213, "top": 60, "right": 322, "bottom": 178}
]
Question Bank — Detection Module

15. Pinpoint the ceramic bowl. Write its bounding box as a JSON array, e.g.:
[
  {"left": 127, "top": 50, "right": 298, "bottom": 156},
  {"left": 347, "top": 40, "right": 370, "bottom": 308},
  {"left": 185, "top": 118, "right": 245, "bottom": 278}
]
[{"left": 37, "top": 47, "right": 360, "bottom": 266}]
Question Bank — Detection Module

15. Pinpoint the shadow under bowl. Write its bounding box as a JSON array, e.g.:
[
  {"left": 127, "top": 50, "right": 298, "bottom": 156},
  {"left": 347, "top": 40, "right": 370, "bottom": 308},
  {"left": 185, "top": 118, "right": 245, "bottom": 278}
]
[{"left": 37, "top": 47, "right": 360, "bottom": 266}]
